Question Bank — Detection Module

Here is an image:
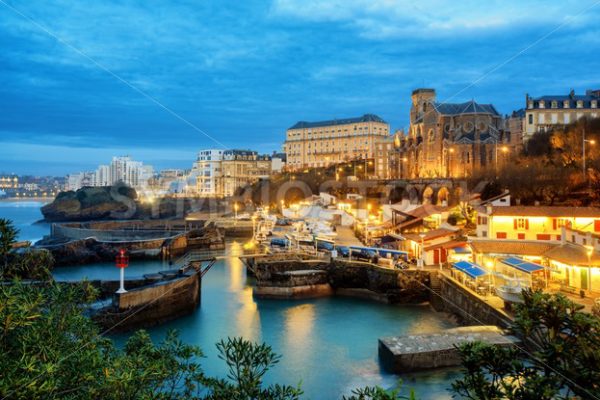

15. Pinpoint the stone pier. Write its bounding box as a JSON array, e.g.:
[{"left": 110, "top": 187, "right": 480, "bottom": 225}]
[{"left": 378, "top": 325, "right": 520, "bottom": 373}]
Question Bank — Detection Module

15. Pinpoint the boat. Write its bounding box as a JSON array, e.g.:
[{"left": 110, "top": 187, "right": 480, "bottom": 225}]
[{"left": 493, "top": 273, "right": 528, "bottom": 303}]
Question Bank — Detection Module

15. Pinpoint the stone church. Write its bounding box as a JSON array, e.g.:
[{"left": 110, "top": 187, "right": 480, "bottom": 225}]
[{"left": 396, "top": 88, "right": 508, "bottom": 178}]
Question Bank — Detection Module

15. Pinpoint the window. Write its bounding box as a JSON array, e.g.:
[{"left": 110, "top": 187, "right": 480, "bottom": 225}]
[
  {"left": 539, "top": 100, "right": 545, "bottom": 109},
  {"left": 514, "top": 218, "right": 529, "bottom": 230},
  {"left": 564, "top": 113, "right": 571, "bottom": 124},
  {"left": 564, "top": 100, "right": 570, "bottom": 109},
  {"left": 577, "top": 100, "right": 584, "bottom": 108},
  {"left": 518, "top": 233, "right": 526, "bottom": 240},
  {"left": 528, "top": 114, "right": 533, "bottom": 124},
  {"left": 551, "top": 101, "right": 558, "bottom": 109},
  {"left": 592, "top": 100, "right": 598, "bottom": 109},
  {"left": 537, "top": 234, "right": 551, "bottom": 241},
  {"left": 496, "top": 232, "right": 507, "bottom": 239}
]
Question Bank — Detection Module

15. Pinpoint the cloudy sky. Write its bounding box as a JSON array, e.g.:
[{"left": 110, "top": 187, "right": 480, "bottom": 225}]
[{"left": 1, "top": 0, "right": 599, "bottom": 175}]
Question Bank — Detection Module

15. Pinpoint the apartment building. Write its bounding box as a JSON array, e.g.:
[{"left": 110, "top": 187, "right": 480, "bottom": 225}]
[
  {"left": 524, "top": 89, "right": 600, "bottom": 140},
  {"left": 283, "top": 114, "right": 390, "bottom": 170},
  {"left": 194, "top": 149, "right": 271, "bottom": 197}
]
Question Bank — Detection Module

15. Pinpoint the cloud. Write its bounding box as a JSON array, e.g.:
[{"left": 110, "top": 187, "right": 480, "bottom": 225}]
[{"left": 271, "top": 0, "right": 600, "bottom": 38}]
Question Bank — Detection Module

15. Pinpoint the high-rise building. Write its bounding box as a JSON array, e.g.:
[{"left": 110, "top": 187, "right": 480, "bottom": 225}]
[
  {"left": 283, "top": 114, "right": 390, "bottom": 170},
  {"left": 67, "top": 156, "right": 154, "bottom": 192},
  {"left": 195, "top": 150, "right": 224, "bottom": 196},
  {"left": 524, "top": 89, "right": 600, "bottom": 140}
]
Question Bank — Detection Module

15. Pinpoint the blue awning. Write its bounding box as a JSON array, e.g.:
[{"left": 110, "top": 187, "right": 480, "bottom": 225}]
[
  {"left": 452, "top": 246, "right": 471, "bottom": 254},
  {"left": 500, "top": 257, "right": 544, "bottom": 274},
  {"left": 452, "top": 261, "right": 488, "bottom": 279}
]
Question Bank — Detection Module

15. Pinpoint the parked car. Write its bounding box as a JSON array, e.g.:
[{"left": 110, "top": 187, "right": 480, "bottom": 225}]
[
  {"left": 316, "top": 240, "right": 335, "bottom": 252},
  {"left": 335, "top": 246, "right": 350, "bottom": 257},
  {"left": 270, "top": 237, "right": 289, "bottom": 248}
]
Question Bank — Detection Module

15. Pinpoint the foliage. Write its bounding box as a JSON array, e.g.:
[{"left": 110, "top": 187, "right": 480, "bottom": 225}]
[
  {"left": 343, "top": 382, "right": 416, "bottom": 400},
  {"left": 0, "top": 218, "right": 18, "bottom": 266},
  {"left": 451, "top": 290, "right": 600, "bottom": 400},
  {"left": 0, "top": 248, "right": 54, "bottom": 281},
  {"left": 0, "top": 281, "right": 303, "bottom": 400},
  {"left": 202, "top": 337, "right": 303, "bottom": 399}
]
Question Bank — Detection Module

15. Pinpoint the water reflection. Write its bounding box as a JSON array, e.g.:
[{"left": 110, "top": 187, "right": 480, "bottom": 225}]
[
  {"left": 227, "top": 241, "right": 261, "bottom": 342},
  {"left": 283, "top": 303, "right": 316, "bottom": 366}
]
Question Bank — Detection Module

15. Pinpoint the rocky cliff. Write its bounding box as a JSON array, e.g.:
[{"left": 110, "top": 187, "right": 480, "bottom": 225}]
[{"left": 41, "top": 185, "right": 192, "bottom": 222}]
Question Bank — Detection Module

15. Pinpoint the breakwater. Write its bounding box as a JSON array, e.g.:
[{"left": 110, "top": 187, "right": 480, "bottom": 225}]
[
  {"left": 252, "top": 257, "right": 431, "bottom": 304},
  {"left": 91, "top": 268, "right": 202, "bottom": 332}
]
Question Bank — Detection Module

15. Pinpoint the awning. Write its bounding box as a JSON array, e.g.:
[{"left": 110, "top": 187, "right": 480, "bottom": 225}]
[
  {"left": 452, "top": 261, "right": 488, "bottom": 279},
  {"left": 500, "top": 257, "right": 544, "bottom": 274},
  {"left": 452, "top": 246, "right": 471, "bottom": 254}
]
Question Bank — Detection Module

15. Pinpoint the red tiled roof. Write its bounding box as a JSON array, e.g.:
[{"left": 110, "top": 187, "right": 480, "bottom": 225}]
[
  {"left": 469, "top": 240, "right": 557, "bottom": 256},
  {"left": 404, "top": 228, "right": 458, "bottom": 243}
]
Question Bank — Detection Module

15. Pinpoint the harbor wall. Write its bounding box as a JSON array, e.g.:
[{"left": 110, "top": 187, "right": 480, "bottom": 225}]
[
  {"left": 252, "top": 258, "right": 430, "bottom": 304},
  {"left": 93, "top": 270, "right": 201, "bottom": 332},
  {"left": 435, "top": 273, "right": 513, "bottom": 329}
]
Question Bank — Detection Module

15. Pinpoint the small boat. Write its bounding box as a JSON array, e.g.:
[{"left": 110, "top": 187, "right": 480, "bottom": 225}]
[{"left": 493, "top": 274, "right": 529, "bottom": 303}]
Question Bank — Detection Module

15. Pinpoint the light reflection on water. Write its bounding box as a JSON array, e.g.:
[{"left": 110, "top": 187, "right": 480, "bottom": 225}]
[
  {"left": 4, "top": 202, "right": 460, "bottom": 399},
  {"left": 57, "top": 241, "right": 460, "bottom": 399}
]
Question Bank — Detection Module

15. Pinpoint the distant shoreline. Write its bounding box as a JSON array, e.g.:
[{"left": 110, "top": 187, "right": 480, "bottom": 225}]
[{"left": 0, "top": 197, "right": 54, "bottom": 202}]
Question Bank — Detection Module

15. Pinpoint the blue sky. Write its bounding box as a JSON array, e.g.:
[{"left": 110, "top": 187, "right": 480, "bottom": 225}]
[{"left": 1, "top": 0, "right": 599, "bottom": 175}]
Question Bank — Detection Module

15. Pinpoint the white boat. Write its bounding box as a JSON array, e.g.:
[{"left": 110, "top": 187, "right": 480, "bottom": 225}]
[{"left": 493, "top": 273, "right": 528, "bottom": 303}]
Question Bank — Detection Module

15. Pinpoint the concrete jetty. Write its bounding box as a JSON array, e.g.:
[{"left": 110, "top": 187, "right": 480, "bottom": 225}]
[{"left": 379, "top": 326, "right": 520, "bottom": 373}]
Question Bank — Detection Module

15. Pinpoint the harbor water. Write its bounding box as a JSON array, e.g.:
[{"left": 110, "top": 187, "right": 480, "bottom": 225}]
[{"left": 1, "top": 201, "right": 461, "bottom": 399}]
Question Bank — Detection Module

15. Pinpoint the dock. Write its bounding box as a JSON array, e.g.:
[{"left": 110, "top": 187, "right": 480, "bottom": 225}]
[{"left": 378, "top": 325, "right": 520, "bottom": 372}]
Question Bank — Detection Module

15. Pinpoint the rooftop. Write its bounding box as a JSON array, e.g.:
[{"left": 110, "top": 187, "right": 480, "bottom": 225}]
[
  {"left": 432, "top": 100, "right": 500, "bottom": 116},
  {"left": 544, "top": 243, "right": 600, "bottom": 267},
  {"left": 470, "top": 240, "right": 557, "bottom": 256},
  {"left": 288, "top": 114, "right": 387, "bottom": 130}
]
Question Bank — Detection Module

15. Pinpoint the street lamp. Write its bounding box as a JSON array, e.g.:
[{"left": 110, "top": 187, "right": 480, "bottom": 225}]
[
  {"left": 495, "top": 145, "right": 509, "bottom": 179},
  {"left": 447, "top": 148, "right": 455, "bottom": 178},
  {"left": 419, "top": 233, "right": 426, "bottom": 269},
  {"left": 583, "top": 126, "right": 595, "bottom": 184}
]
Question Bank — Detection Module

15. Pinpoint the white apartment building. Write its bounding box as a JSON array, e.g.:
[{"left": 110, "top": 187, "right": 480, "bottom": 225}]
[
  {"left": 195, "top": 149, "right": 224, "bottom": 196},
  {"left": 67, "top": 156, "right": 154, "bottom": 191}
]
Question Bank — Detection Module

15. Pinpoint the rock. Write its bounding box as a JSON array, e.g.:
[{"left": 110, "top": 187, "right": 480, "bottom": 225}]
[
  {"left": 42, "top": 185, "right": 138, "bottom": 222},
  {"left": 41, "top": 185, "right": 194, "bottom": 222}
]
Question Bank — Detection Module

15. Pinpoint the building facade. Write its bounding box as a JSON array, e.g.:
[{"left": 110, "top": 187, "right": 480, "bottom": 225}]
[
  {"left": 524, "top": 89, "right": 600, "bottom": 139},
  {"left": 475, "top": 205, "right": 600, "bottom": 241},
  {"left": 221, "top": 150, "right": 271, "bottom": 197},
  {"left": 283, "top": 114, "right": 390, "bottom": 170},
  {"left": 396, "top": 89, "right": 508, "bottom": 178},
  {"left": 194, "top": 149, "right": 271, "bottom": 197},
  {"left": 195, "top": 150, "right": 224, "bottom": 197}
]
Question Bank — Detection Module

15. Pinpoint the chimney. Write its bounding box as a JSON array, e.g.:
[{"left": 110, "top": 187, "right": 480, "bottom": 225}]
[{"left": 570, "top": 89, "right": 575, "bottom": 99}]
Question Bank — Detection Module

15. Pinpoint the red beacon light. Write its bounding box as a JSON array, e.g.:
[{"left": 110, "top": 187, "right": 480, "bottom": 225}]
[
  {"left": 116, "top": 249, "right": 129, "bottom": 269},
  {"left": 115, "top": 249, "right": 129, "bottom": 294}
]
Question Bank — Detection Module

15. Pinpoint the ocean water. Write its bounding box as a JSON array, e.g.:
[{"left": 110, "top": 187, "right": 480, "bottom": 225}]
[
  {"left": 3, "top": 201, "right": 461, "bottom": 399},
  {"left": 0, "top": 200, "right": 50, "bottom": 242}
]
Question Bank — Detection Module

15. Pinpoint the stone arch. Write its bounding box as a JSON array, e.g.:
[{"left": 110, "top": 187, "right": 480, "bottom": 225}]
[
  {"left": 405, "top": 186, "right": 420, "bottom": 205},
  {"left": 437, "top": 186, "right": 450, "bottom": 205},
  {"left": 422, "top": 186, "right": 434, "bottom": 205}
]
